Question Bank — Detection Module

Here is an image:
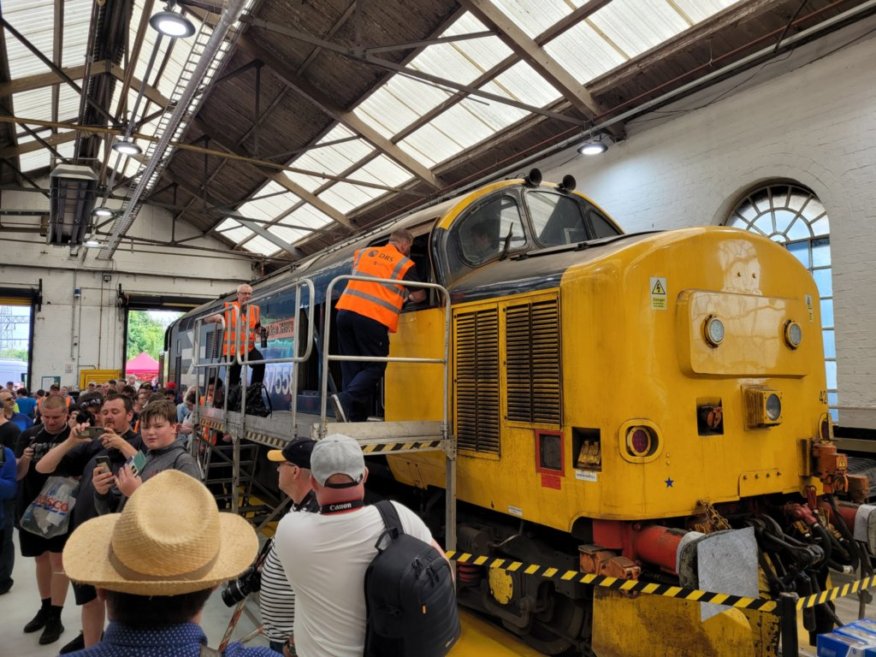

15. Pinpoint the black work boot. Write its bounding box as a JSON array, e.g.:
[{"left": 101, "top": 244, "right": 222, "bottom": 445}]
[
  {"left": 59, "top": 631, "right": 85, "bottom": 653},
  {"left": 38, "top": 607, "right": 64, "bottom": 645},
  {"left": 23, "top": 597, "right": 51, "bottom": 633}
]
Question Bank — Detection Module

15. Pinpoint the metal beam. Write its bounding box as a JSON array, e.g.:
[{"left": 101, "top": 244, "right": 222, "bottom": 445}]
[
  {"left": 233, "top": 216, "right": 306, "bottom": 257},
  {"left": 0, "top": 61, "right": 111, "bottom": 97},
  {"left": 243, "top": 17, "right": 592, "bottom": 129},
  {"left": 459, "top": 0, "right": 607, "bottom": 123},
  {"left": 109, "top": 63, "right": 170, "bottom": 109},
  {"left": 240, "top": 38, "right": 444, "bottom": 190}
]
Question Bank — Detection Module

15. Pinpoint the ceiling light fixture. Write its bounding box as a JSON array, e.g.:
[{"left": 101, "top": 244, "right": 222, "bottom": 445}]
[
  {"left": 112, "top": 139, "right": 142, "bottom": 156},
  {"left": 150, "top": 5, "right": 196, "bottom": 38},
  {"left": 84, "top": 239, "right": 102, "bottom": 248},
  {"left": 578, "top": 137, "right": 608, "bottom": 156},
  {"left": 93, "top": 207, "right": 114, "bottom": 218}
]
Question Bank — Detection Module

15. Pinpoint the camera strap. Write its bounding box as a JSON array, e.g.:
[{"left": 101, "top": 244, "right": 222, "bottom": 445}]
[
  {"left": 319, "top": 499, "right": 364, "bottom": 514},
  {"left": 200, "top": 645, "right": 223, "bottom": 657}
]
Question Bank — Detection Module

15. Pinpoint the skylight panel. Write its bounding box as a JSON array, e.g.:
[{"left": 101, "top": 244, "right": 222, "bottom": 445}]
[
  {"left": 283, "top": 170, "right": 324, "bottom": 194},
  {"left": 12, "top": 88, "right": 53, "bottom": 123},
  {"left": 428, "top": 104, "right": 495, "bottom": 153},
  {"left": 487, "top": 60, "right": 563, "bottom": 108},
  {"left": 280, "top": 205, "right": 334, "bottom": 231},
  {"left": 58, "top": 85, "right": 82, "bottom": 122},
  {"left": 454, "top": 92, "right": 527, "bottom": 132},
  {"left": 2, "top": 1, "right": 54, "bottom": 78},
  {"left": 661, "top": 0, "right": 740, "bottom": 24},
  {"left": 589, "top": 0, "right": 690, "bottom": 59},
  {"left": 398, "top": 124, "right": 462, "bottom": 168},
  {"left": 18, "top": 150, "right": 50, "bottom": 173},
  {"left": 319, "top": 182, "right": 381, "bottom": 214},
  {"left": 354, "top": 74, "right": 453, "bottom": 138},
  {"left": 267, "top": 225, "right": 309, "bottom": 245},
  {"left": 55, "top": 141, "right": 76, "bottom": 161},
  {"left": 544, "top": 21, "right": 627, "bottom": 84},
  {"left": 241, "top": 235, "right": 280, "bottom": 256},
  {"left": 215, "top": 220, "right": 254, "bottom": 243},
  {"left": 488, "top": 0, "right": 573, "bottom": 39},
  {"left": 443, "top": 13, "right": 513, "bottom": 68},
  {"left": 356, "top": 155, "right": 414, "bottom": 189},
  {"left": 61, "top": 0, "right": 92, "bottom": 67},
  {"left": 408, "top": 42, "right": 486, "bottom": 89}
]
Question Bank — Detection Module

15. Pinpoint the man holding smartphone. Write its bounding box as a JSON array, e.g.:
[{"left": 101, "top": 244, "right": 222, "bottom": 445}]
[{"left": 35, "top": 392, "right": 140, "bottom": 652}]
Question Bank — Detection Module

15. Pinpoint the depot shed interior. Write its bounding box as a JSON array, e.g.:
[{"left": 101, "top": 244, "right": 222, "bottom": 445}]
[{"left": 0, "top": 0, "right": 874, "bottom": 434}]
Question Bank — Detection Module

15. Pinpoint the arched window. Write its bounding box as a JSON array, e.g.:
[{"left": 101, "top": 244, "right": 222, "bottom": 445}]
[{"left": 725, "top": 183, "right": 837, "bottom": 419}]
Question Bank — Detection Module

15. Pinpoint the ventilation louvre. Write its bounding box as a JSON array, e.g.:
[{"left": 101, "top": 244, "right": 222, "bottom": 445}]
[
  {"left": 506, "top": 299, "right": 562, "bottom": 424},
  {"left": 455, "top": 308, "right": 500, "bottom": 454}
]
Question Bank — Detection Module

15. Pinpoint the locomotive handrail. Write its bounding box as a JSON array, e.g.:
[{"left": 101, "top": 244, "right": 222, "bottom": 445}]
[
  {"left": 319, "top": 274, "right": 452, "bottom": 435},
  {"left": 319, "top": 273, "right": 456, "bottom": 551},
  {"left": 190, "top": 315, "right": 231, "bottom": 418}
]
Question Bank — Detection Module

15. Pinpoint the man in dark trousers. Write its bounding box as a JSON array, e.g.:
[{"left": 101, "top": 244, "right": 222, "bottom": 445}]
[
  {"left": 36, "top": 392, "right": 141, "bottom": 652},
  {"left": 331, "top": 228, "right": 426, "bottom": 422},
  {"left": 14, "top": 395, "right": 72, "bottom": 645}
]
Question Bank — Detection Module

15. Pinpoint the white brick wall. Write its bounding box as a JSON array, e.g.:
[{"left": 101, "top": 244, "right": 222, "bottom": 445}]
[{"left": 541, "top": 28, "right": 876, "bottom": 429}]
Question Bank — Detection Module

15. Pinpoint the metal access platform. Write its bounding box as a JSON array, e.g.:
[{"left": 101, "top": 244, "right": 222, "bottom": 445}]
[{"left": 190, "top": 274, "right": 457, "bottom": 551}]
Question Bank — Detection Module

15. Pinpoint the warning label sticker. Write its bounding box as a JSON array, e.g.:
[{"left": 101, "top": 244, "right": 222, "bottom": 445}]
[
  {"left": 650, "top": 277, "right": 668, "bottom": 310},
  {"left": 805, "top": 294, "right": 814, "bottom": 321}
]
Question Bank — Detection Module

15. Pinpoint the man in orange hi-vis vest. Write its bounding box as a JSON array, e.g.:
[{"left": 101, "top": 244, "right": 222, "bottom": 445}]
[
  {"left": 205, "top": 284, "right": 266, "bottom": 388},
  {"left": 331, "top": 229, "right": 426, "bottom": 422}
]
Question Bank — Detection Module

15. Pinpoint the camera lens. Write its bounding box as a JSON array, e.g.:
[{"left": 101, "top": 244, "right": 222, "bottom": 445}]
[{"left": 221, "top": 579, "right": 247, "bottom": 607}]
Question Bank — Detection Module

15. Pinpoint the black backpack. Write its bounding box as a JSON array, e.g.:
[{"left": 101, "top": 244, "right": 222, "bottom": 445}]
[
  {"left": 226, "top": 384, "right": 271, "bottom": 417},
  {"left": 364, "top": 501, "right": 460, "bottom": 657}
]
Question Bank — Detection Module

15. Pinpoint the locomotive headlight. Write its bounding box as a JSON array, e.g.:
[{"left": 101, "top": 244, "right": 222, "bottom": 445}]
[
  {"left": 765, "top": 393, "right": 782, "bottom": 421},
  {"left": 784, "top": 320, "right": 803, "bottom": 349},
  {"left": 743, "top": 386, "right": 783, "bottom": 428},
  {"left": 703, "top": 315, "right": 725, "bottom": 347}
]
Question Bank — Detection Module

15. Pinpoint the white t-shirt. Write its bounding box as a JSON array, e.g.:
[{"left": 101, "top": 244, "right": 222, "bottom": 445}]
[{"left": 275, "top": 501, "right": 435, "bottom": 657}]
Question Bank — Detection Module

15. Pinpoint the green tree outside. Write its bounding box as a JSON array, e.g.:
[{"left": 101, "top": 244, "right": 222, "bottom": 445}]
[{"left": 126, "top": 310, "right": 182, "bottom": 360}]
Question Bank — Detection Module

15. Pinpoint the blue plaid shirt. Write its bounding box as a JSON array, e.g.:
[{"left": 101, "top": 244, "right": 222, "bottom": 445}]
[{"left": 64, "top": 621, "right": 280, "bottom": 657}]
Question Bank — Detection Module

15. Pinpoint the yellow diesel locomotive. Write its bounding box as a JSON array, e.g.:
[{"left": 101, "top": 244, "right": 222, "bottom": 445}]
[{"left": 167, "top": 171, "right": 866, "bottom": 657}]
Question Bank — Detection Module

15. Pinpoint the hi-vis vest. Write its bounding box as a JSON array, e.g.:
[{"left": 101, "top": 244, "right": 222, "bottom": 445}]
[
  {"left": 223, "top": 301, "right": 260, "bottom": 356},
  {"left": 336, "top": 244, "right": 414, "bottom": 333}
]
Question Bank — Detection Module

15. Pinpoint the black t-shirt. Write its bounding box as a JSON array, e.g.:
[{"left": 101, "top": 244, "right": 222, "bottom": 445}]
[
  {"left": 0, "top": 420, "right": 21, "bottom": 450},
  {"left": 53, "top": 429, "right": 141, "bottom": 529},
  {"left": 14, "top": 424, "right": 71, "bottom": 521}
]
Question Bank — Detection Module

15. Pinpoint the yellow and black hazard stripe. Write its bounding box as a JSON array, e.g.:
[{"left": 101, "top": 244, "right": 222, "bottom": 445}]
[
  {"left": 361, "top": 439, "right": 444, "bottom": 454},
  {"left": 245, "top": 432, "right": 286, "bottom": 449},
  {"left": 445, "top": 551, "right": 778, "bottom": 613},
  {"left": 797, "top": 575, "right": 875, "bottom": 610}
]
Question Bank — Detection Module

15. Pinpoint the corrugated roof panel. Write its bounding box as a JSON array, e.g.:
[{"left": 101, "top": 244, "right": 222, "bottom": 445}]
[
  {"left": 488, "top": 0, "right": 573, "bottom": 39},
  {"left": 443, "top": 13, "right": 513, "bottom": 68},
  {"left": 427, "top": 104, "right": 496, "bottom": 154},
  {"left": 544, "top": 20, "right": 627, "bottom": 83},
  {"left": 407, "top": 43, "right": 483, "bottom": 88},
  {"left": 280, "top": 205, "right": 334, "bottom": 231},
  {"left": 237, "top": 181, "right": 299, "bottom": 222},
  {"left": 267, "top": 225, "right": 308, "bottom": 245},
  {"left": 354, "top": 74, "right": 452, "bottom": 139},
  {"left": 18, "top": 150, "right": 50, "bottom": 173},
  {"left": 61, "top": 0, "right": 92, "bottom": 67},
  {"left": 455, "top": 92, "right": 528, "bottom": 133},
  {"left": 2, "top": 1, "right": 54, "bottom": 78},
  {"left": 356, "top": 155, "right": 414, "bottom": 188},
  {"left": 12, "top": 88, "right": 54, "bottom": 122},
  {"left": 58, "top": 84, "right": 82, "bottom": 122},
  {"left": 283, "top": 170, "right": 324, "bottom": 194},
  {"left": 486, "top": 60, "right": 562, "bottom": 108},
  {"left": 589, "top": 0, "right": 690, "bottom": 59},
  {"left": 398, "top": 124, "right": 461, "bottom": 168},
  {"left": 318, "top": 181, "right": 380, "bottom": 214},
  {"left": 241, "top": 235, "right": 280, "bottom": 256},
  {"left": 216, "top": 220, "right": 254, "bottom": 243},
  {"left": 55, "top": 141, "right": 76, "bottom": 161},
  {"left": 670, "top": 0, "right": 740, "bottom": 24},
  {"left": 288, "top": 125, "right": 374, "bottom": 183}
]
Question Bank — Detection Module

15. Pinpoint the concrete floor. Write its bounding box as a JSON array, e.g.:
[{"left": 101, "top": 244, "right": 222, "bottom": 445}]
[{"left": 1, "top": 530, "right": 269, "bottom": 656}]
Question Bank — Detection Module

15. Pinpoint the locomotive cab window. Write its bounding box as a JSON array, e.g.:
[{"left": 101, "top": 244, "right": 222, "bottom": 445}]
[
  {"left": 449, "top": 195, "right": 526, "bottom": 278},
  {"left": 527, "top": 191, "right": 620, "bottom": 246}
]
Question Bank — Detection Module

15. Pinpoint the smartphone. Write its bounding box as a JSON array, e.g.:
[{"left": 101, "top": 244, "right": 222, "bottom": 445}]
[
  {"left": 83, "top": 426, "right": 105, "bottom": 440},
  {"left": 94, "top": 455, "right": 111, "bottom": 474},
  {"left": 127, "top": 451, "right": 147, "bottom": 477}
]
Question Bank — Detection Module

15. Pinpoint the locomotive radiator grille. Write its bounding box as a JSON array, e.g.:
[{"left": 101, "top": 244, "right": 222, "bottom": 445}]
[
  {"left": 505, "top": 299, "right": 562, "bottom": 425},
  {"left": 455, "top": 308, "right": 501, "bottom": 454}
]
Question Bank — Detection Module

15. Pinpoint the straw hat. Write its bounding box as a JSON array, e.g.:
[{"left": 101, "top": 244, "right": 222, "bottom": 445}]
[{"left": 63, "top": 470, "right": 257, "bottom": 595}]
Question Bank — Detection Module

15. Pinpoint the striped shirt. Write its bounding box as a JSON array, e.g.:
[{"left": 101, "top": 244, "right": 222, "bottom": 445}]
[{"left": 260, "top": 492, "right": 318, "bottom": 643}]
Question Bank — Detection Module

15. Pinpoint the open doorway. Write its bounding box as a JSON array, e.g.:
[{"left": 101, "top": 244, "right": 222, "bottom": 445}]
[
  {"left": 124, "top": 309, "right": 183, "bottom": 386},
  {"left": 0, "top": 300, "right": 32, "bottom": 390}
]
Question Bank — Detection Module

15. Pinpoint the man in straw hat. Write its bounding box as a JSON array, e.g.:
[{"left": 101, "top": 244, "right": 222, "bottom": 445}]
[
  {"left": 62, "top": 469, "right": 279, "bottom": 657},
  {"left": 274, "top": 434, "right": 443, "bottom": 657}
]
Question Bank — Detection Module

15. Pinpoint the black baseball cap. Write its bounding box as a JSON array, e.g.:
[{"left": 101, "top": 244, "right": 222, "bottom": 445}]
[{"left": 267, "top": 438, "right": 316, "bottom": 469}]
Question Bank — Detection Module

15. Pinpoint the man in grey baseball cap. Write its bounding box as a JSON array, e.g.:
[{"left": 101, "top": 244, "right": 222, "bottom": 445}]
[{"left": 274, "top": 434, "right": 442, "bottom": 657}]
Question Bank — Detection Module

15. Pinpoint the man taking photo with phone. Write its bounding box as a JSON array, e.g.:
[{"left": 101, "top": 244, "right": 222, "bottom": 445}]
[{"left": 35, "top": 392, "right": 141, "bottom": 652}]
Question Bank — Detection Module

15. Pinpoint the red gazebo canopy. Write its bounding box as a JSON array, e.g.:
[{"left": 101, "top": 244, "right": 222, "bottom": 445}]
[{"left": 126, "top": 352, "right": 159, "bottom": 379}]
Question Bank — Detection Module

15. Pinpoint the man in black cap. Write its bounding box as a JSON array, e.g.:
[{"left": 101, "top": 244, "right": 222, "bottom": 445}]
[{"left": 261, "top": 438, "right": 319, "bottom": 655}]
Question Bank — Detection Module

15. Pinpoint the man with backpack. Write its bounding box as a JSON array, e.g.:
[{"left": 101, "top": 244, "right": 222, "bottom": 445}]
[{"left": 274, "top": 434, "right": 458, "bottom": 657}]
